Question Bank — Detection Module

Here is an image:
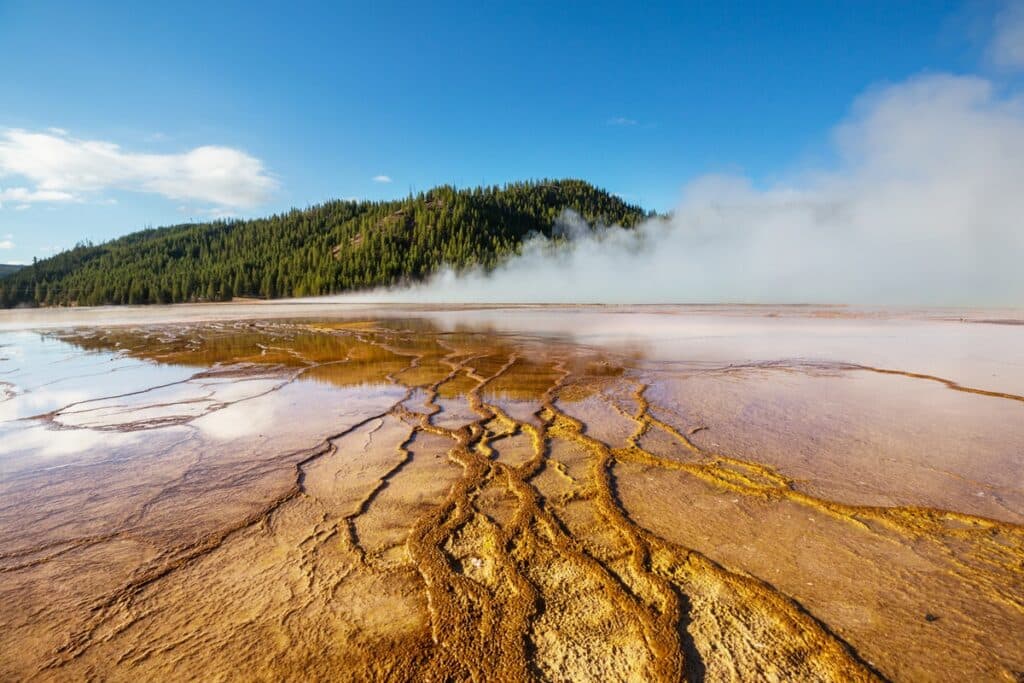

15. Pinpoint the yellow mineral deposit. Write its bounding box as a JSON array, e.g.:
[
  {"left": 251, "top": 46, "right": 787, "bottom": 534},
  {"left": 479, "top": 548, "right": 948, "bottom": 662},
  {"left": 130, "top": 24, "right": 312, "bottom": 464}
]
[{"left": 0, "top": 306, "right": 1021, "bottom": 681}]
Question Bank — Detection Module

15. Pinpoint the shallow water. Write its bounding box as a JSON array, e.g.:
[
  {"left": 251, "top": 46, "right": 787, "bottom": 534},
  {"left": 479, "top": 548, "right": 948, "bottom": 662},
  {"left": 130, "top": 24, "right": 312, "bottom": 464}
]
[{"left": 0, "top": 305, "right": 1021, "bottom": 681}]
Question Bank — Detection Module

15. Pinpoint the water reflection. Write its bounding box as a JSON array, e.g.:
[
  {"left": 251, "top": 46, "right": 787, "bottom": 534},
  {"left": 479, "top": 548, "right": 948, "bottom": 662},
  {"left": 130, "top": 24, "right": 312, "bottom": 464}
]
[{"left": 0, "top": 311, "right": 1022, "bottom": 681}]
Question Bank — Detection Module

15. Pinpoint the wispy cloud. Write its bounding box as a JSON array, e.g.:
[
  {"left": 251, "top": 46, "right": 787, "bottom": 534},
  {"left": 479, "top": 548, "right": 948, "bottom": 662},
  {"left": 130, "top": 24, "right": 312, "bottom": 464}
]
[
  {"left": 372, "top": 174, "right": 393, "bottom": 183},
  {"left": 176, "top": 204, "right": 241, "bottom": 220},
  {"left": 0, "top": 236, "right": 13, "bottom": 249},
  {"left": 607, "top": 116, "right": 638, "bottom": 126},
  {"left": 991, "top": 1, "right": 1024, "bottom": 68},
  {"left": 0, "top": 128, "right": 277, "bottom": 208},
  {"left": 0, "top": 186, "right": 75, "bottom": 204}
]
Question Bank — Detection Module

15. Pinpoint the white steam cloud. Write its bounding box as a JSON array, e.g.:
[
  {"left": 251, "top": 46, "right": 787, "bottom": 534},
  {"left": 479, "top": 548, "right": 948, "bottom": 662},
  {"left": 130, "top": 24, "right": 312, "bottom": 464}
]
[
  {"left": 991, "top": 0, "right": 1024, "bottom": 68},
  {"left": 343, "top": 74, "right": 1024, "bottom": 306}
]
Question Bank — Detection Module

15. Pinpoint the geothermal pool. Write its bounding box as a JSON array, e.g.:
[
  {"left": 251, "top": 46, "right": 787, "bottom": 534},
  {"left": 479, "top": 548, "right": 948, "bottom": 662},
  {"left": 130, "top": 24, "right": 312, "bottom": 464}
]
[{"left": 0, "top": 304, "right": 1022, "bottom": 681}]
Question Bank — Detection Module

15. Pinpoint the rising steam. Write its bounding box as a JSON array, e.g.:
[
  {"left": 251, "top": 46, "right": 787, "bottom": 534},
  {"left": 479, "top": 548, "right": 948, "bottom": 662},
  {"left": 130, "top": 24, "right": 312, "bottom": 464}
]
[{"left": 343, "top": 74, "right": 1024, "bottom": 306}]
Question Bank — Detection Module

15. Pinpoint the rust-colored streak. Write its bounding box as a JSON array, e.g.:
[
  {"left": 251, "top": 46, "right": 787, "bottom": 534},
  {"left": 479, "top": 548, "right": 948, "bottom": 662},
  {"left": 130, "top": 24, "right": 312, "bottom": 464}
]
[{"left": 0, "top": 319, "right": 1021, "bottom": 681}]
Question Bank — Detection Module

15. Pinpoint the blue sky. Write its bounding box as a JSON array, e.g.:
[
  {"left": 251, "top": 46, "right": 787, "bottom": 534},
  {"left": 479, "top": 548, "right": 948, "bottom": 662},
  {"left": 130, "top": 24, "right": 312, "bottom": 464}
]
[{"left": 0, "top": 0, "right": 1021, "bottom": 265}]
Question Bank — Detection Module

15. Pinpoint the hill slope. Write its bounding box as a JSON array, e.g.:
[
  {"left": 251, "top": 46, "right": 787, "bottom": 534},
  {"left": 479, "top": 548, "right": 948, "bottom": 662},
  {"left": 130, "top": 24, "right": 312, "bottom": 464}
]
[
  {"left": 0, "top": 264, "right": 23, "bottom": 279},
  {"left": 0, "top": 180, "right": 647, "bottom": 308}
]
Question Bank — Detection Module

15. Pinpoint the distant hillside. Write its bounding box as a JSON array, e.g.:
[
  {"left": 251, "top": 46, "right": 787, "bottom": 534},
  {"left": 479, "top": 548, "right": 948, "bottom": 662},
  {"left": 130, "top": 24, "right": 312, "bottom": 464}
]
[
  {"left": 0, "top": 264, "right": 23, "bottom": 279},
  {"left": 0, "top": 180, "right": 648, "bottom": 308}
]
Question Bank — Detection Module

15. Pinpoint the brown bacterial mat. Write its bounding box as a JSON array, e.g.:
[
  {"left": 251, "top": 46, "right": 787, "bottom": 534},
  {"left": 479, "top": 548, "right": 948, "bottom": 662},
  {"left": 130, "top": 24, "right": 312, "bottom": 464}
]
[{"left": 0, "top": 312, "right": 1022, "bottom": 681}]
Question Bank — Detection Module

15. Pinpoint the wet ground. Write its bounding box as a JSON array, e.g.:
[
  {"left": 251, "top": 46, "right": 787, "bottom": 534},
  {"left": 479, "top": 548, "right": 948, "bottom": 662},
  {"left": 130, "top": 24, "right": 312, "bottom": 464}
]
[{"left": 0, "top": 304, "right": 1021, "bottom": 681}]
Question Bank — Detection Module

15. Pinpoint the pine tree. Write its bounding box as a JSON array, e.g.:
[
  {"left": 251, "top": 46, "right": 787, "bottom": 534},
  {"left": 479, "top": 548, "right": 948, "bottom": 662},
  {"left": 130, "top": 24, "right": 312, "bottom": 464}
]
[{"left": 1, "top": 180, "right": 648, "bottom": 308}]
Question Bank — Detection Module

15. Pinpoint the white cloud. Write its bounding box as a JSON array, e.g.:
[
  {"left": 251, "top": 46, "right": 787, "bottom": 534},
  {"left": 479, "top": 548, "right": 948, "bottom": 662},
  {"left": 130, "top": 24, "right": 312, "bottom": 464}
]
[
  {"left": 14, "top": 205, "right": 29, "bottom": 211},
  {"left": 0, "top": 128, "right": 277, "bottom": 208},
  {"left": 372, "top": 174, "right": 393, "bottom": 183},
  {"left": 176, "top": 205, "right": 240, "bottom": 219},
  {"left": 991, "top": 1, "right": 1024, "bottom": 68},
  {"left": 347, "top": 74, "right": 1024, "bottom": 307},
  {"left": 0, "top": 186, "right": 75, "bottom": 203},
  {"left": 0, "top": 239, "right": 13, "bottom": 249},
  {"left": 608, "top": 116, "right": 638, "bottom": 126}
]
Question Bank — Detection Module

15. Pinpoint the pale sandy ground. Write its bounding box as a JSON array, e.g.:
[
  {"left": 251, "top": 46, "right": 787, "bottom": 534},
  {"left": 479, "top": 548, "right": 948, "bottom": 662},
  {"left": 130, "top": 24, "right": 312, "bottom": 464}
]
[{"left": 0, "top": 304, "right": 1021, "bottom": 681}]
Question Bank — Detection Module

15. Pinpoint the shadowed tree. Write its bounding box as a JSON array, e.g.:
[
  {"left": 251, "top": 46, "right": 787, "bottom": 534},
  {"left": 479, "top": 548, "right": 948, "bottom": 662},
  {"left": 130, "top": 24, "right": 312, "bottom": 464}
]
[{"left": 1, "top": 179, "right": 648, "bottom": 307}]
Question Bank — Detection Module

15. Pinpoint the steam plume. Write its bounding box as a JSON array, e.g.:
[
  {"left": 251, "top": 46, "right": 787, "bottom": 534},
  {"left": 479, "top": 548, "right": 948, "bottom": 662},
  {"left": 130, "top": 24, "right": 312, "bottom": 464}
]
[{"left": 344, "top": 74, "right": 1024, "bottom": 306}]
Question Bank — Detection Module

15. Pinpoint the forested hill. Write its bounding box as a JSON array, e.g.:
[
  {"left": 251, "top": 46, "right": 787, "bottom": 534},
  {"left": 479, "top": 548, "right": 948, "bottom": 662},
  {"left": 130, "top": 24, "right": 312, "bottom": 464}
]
[
  {"left": 0, "top": 264, "right": 23, "bottom": 279},
  {"left": 0, "top": 180, "right": 648, "bottom": 308}
]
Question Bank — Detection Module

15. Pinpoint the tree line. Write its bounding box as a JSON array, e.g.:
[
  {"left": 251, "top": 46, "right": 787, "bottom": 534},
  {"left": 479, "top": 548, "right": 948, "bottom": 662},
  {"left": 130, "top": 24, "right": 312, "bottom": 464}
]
[{"left": 0, "top": 179, "right": 649, "bottom": 308}]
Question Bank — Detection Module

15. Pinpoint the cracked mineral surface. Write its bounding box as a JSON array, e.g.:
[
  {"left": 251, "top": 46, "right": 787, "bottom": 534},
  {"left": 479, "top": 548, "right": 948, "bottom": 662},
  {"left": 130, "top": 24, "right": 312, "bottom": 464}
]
[{"left": 0, "top": 304, "right": 1022, "bottom": 681}]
